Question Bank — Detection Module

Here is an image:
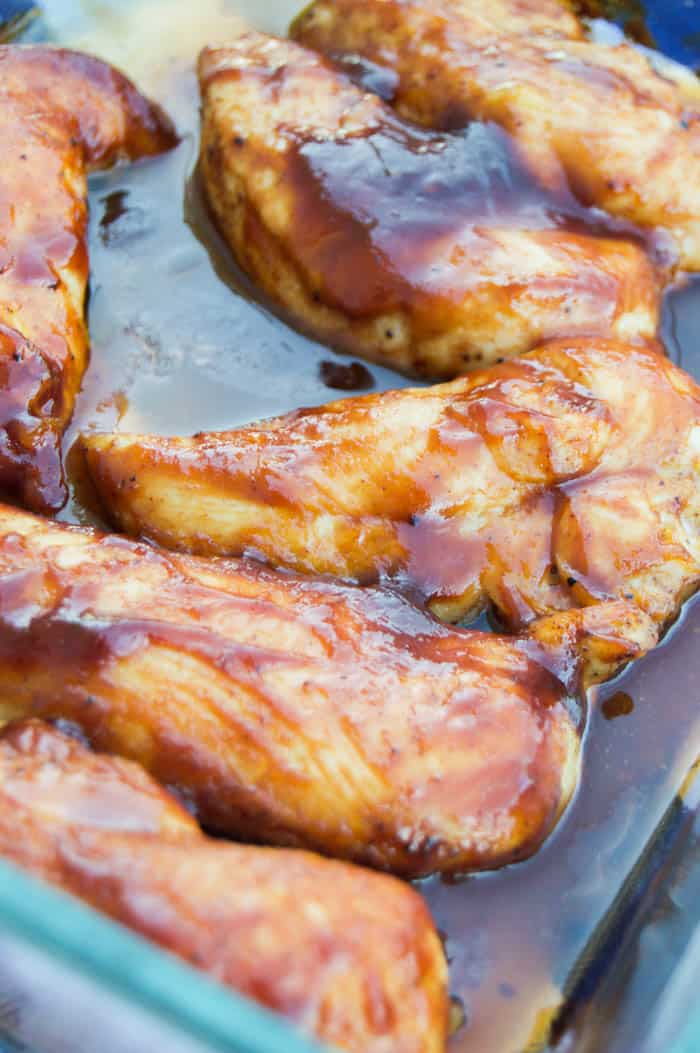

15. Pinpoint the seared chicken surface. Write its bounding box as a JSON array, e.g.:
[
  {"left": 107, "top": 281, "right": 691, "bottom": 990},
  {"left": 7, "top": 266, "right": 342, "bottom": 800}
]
[
  {"left": 0, "top": 503, "right": 655, "bottom": 875},
  {"left": 293, "top": 0, "right": 700, "bottom": 270},
  {"left": 433, "top": 0, "right": 584, "bottom": 39},
  {"left": 198, "top": 34, "right": 659, "bottom": 379},
  {"left": 0, "top": 46, "right": 175, "bottom": 512},
  {"left": 83, "top": 339, "right": 700, "bottom": 632},
  {"left": 0, "top": 720, "right": 448, "bottom": 1053}
]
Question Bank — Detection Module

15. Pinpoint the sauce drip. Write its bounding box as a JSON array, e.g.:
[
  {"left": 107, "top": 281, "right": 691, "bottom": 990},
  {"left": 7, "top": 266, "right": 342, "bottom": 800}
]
[{"left": 319, "top": 359, "right": 374, "bottom": 390}]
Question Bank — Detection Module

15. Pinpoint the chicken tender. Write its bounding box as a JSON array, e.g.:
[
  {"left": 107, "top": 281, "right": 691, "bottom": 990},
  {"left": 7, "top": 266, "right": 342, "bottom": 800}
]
[
  {"left": 440, "top": 0, "right": 583, "bottom": 39},
  {"left": 0, "top": 503, "right": 655, "bottom": 876},
  {"left": 0, "top": 46, "right": 175, "bottom": 512},
  {"left": 198, "top": 33, "right": 659, "bottom": 379},
  {"left": 293, "top": 0, "right": 700, "bottom": 270},
  {"left": 0, "top": 719, "right": 448, "bottom": 1053},
  {"left": 82, "top": 339, "right": 700, "bottom": 631}
]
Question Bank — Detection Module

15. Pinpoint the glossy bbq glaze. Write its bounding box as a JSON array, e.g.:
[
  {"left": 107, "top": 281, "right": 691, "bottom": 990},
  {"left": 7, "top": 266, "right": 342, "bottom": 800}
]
[
  {"left": 0, "top": 46, "right": 175, "bottom": 513},
  {"left": 292, "top": 0, "right": 700, "bottom": 271},
  {"left": 197, "top": 33, "right": 661, "bottom": 378},
  {"left": 0, "top": 719, "right": 448, "bottom": 1053},
  {"left": 0, "top": 502, "right": 659, "bottom": 877},
  {"left": 81, "top": 338, "right": 700, "bottom": 632},
  {"left": 12, "top": 2, "right": 700, "bottom": 1052}
]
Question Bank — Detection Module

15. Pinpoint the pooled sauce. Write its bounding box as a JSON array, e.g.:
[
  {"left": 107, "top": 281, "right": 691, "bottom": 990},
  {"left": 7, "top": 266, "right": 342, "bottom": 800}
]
[{"left": 13, "top": 2, "right": 700, "bottom": 1052}]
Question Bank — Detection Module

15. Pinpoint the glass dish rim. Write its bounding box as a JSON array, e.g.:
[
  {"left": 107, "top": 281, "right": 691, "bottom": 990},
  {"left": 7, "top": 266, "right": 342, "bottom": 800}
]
[{"left": 0, "top": 856, "right": 324, "bottom": 1053}]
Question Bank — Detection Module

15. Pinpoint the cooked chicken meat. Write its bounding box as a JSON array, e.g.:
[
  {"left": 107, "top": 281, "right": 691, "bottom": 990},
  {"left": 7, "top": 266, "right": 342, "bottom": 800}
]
[
  {"left": 293, "top": 0, "right": 700, "bottom": 270},
  {"left": 0, "top": 46, "right": 175, "bottom": 512},
  {"left": 0, "top": 720, "right": 448, "bottom": 1053},
  {"left": 435, "top": 0, "right": 584, "bottom": 40},
  {"left": 82, "top": 339, "right": 700, "bottom": 632},
  {"left": 0, "top": 503, "right": 655, "bottom": 875},
  {"left": 198, "top": 33, "right": 659, "bottom": 379}
]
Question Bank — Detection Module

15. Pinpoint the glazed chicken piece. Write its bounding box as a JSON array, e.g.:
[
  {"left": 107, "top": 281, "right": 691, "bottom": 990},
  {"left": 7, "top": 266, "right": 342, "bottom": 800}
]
[
  {"left": 293, "top": 0, "right": 700, "bottom": 271},
  {"left": 82, "top": 339, "right": 700, "bottom": 631},
  {"left": 0, "top": 502, "right": 656, "bottom": 876},
  {"left": 0, "top": 46, "right": 175, "bottom": 512},
  {"left": 433, "top": 0, "right": 584, "bottom": 39},
  {"left": 0, "top": 720, "right": 448, "bottom": 1053},
  {"left": 198, "top": 33, "right": 659, "bottom": 379}
]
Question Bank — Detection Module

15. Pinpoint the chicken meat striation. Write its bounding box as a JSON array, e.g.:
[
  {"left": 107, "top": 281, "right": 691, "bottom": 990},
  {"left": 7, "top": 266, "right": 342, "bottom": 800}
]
[
  {"left": 293, "top": 0, "right": 700, "bottom": 270},
  {"left": 0, "top": 503, "right": 655, "bottom": 876},
  {"left": 0, "top": 719, "right": 448, "bottom": 1053},
  {"left": 82, "top": 339, "right": 700, "bottom": 632},
  {"left": 0, "top": 46, "right": 175, "bottom": 512},
  {"left": 198, "top": 33, "right": 659, "bottom": 379}
]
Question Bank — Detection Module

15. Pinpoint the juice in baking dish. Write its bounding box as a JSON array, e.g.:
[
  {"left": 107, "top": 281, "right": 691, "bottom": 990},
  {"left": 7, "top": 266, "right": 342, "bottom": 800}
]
[{"left": 5, "top": 1, "right": 700, "bottom": 1051}]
